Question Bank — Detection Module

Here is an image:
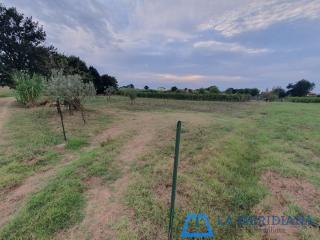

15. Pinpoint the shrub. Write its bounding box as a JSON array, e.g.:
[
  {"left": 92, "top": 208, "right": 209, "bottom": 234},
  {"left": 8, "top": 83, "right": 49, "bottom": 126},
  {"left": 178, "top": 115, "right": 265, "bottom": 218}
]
[
  {"left": 13, "top": 72, "right": 44, "bottom": 105},
  {"left": 285, "top": 97, "right": 320, "bottom": 103},
  {"left": 46, "top": 70, "right": 95, "bottom": 110},
  {"left": 135, "top": 91, "right": 250, "bottom": 102},
  {"left": 127, "top": 89, "right": 137, "bottom": 104}
]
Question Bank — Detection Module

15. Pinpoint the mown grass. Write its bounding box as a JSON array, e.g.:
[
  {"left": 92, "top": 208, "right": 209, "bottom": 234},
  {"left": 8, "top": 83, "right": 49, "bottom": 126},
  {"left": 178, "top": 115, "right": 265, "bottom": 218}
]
[
  {"left": 2, "top": 96, "right": 320, "bottom": 239},
  {"left": 0, "top": 135, "right": 126, "bottom": 239},
  {"left": 86, "top": 95, "right": 254, "bottom": 115},
  {"left": 65, "top": 138, "right": 88, "bottom": 150},
  {"left": 119, "top": 101, "right": 320, "bottom": 239},
  {"left": 0, "top": 107, "right": 62, "bottom": 189},
  {"left": 0, "top": 103, "right": 112, "bottom": 190}
]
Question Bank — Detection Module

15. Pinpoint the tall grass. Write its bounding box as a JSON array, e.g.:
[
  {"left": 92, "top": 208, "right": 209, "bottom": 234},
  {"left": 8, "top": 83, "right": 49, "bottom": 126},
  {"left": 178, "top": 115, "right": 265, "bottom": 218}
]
[{"left": 13, "top": 72, "right": 44, "bottom": 105}]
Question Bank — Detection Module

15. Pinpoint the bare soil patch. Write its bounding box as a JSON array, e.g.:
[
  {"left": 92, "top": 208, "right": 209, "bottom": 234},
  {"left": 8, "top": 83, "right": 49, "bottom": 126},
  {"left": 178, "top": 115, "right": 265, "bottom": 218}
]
[{"left": 255, "top": 171, "right": 320, "bottom": 240}]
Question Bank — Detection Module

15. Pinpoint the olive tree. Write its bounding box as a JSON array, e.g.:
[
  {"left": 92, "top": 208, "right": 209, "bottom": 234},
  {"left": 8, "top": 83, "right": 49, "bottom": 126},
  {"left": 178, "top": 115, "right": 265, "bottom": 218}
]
[{"left": 46, "top": 70, "right": 95, "bottom": 117}]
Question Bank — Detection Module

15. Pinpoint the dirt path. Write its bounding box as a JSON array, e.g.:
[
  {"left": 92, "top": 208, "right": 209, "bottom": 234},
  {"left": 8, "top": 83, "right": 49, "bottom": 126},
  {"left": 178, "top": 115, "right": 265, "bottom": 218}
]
[
  {"left": 0, "top": 97, "right": 15, "bottom": 144},
  {"left": 58, "top": 111, "right": 212, "bottom": 240}
]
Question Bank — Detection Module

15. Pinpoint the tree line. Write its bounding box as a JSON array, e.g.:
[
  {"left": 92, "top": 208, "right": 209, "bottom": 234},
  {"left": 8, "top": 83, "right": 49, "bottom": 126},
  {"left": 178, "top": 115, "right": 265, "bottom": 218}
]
[
  {"left": 142, "top": 79, "right": 316, "bottom": 99},
  {"left": 0, "top": 4, "right": 118, "bottom": 93}
]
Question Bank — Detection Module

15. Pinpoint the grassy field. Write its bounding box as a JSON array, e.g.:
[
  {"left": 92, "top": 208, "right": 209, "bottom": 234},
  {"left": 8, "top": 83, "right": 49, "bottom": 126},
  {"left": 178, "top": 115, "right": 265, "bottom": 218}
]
[
  {"left": 0, "top": 95, "right": 319, "bottom": 239},
  {"left": 0, "top": 87, "right": 13, "bottom": 98}
]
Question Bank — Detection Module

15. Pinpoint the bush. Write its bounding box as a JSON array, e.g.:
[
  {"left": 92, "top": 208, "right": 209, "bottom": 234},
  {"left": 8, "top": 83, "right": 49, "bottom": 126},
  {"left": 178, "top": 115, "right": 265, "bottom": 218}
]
[
  {"left": 46, "top": 70, "right": 95, "bottom": 110},
  {"left": 119, "top": 88, "right": 137, "bottom": 104},
  {"left": 285, "top": 97, "right": 320, "bottom": 103},
  {"left": 135, "top": 91, "right": 250, "bottom": 102},
  {"left": 13, "top": 72, "right": 44, "bottom": 105}
]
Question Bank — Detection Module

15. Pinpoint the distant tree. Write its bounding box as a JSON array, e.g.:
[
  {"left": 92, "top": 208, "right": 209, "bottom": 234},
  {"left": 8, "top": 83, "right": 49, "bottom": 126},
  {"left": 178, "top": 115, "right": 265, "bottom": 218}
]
[
  {"left": 225, "top": 88, "right": 259, "bottom": 96},
  {"left": 126, "top": 89, "right": 137, "bottom": 104},
  {"left": 144, "top": 85, "right": 149, "bottom": 90},
  {"left": 98, "top": 74, "right": 118, "bottom": 94},
  {"left": 0, "top": 4, "right": 52, "bottom": 86},
  {"left": 287, "top": 79, "right": 315, "bottom": 97},
  {"left": 88, "top": 66, "right": 100, "bottom": 93},
  {"left": 249, "top": 88, "right": 260, "bottom": 97},
  {"left": 272, "top": 87, "right": 286, "bottom": 99},
  {"left": 198, "top": 88, "right": 206, "bottom": 94},
  {"left": 122, "top": 84, "right": 134, "bottom": 89},
  {"left": 104, "top": 86, "right": 114, "bottom": 100},
  {"left": 171, "top": 86, "right": 178, "bottom": 92},
  {"left": 261, "top": 89, "right": 276, "bottom": 102},
  {"left": 207, "top": 85, "right": 220, "bottom": 94},
  {"left": 88, "top": 66, "right": 100, "bottom": 83},
  {"left": 225, "top": 88, "right": 235, "bottom": 94}
]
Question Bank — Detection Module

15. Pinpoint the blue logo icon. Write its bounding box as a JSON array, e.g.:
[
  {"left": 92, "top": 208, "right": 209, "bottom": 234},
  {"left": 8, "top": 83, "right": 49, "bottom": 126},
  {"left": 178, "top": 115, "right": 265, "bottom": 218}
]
[{"left": 181, "top": 213, "right": 215, "bottom": 238}]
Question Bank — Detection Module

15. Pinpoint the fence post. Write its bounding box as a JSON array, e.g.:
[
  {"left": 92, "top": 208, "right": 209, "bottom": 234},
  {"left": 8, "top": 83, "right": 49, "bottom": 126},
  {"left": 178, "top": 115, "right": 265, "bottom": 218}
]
[
  {"left": 56, "top": 98, "right": 67, "bottom": 141},
  {"left": 168, "top": 121, "right": 182, "bottom": 240}
]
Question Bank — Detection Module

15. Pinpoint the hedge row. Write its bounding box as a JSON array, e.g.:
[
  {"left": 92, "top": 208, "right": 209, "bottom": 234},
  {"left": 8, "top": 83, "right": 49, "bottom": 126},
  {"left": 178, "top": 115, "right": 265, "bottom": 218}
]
[
  {"left": 286, "top": 97, "right": 320, "bottom": 103},
  {"left": 135, "top": 91, "right": 251, "bottom": 102}
]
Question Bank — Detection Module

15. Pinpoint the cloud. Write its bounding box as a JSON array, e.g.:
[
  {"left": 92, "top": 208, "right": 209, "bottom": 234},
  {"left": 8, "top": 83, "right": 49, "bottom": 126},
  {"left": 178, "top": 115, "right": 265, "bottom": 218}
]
[
  {"left": 193, "top": 40, "right": 270, "bottom": 54},
  {"left": 200, "top": 0, "right": 320, "bottom": 37},
  {"left": 128, "top": 72, "right": 245, "bottom": 83},
  {"left": 3, "top": 0, "right": 320, "bottom": 92},
  {"left": 154, "top": 74, "right": 205, "bottom": 82}
]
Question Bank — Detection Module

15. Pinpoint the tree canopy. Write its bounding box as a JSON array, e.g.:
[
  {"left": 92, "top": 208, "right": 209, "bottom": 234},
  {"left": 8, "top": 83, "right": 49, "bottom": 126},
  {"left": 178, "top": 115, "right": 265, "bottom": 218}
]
[
  {"left": 286, "top": 79, "right": 315, "bottom": 97},
  {"left": 0, "top": 4, "right": 118, "bottom": 93},
  {"left": 225, "top": 88, "right": 260, "bottom": 96},
  {"left": 0, "top": 4, "right": 54, "bottom": 86}
]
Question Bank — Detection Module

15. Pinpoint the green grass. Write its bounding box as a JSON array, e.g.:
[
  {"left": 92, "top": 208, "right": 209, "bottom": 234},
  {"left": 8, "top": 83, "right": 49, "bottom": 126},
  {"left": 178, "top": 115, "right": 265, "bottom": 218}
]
[
  {"left": 65, "top": 138, "right": 88, "bottom": 150},
  {"left": 0, "top": 104, "right": 112, "bottom": 190},
  {"left": 0, "top": 107, "right": 63, "bottom": 189},
  {"left": 0, "top": 87, "right": 13, "bottom": 98},
  {"left": 2, "top": 96, "right": 320, "bottom": 239},
  {"left": 86, "top": 95, "right": 253, "bottom": 114},
  {"left": 0, "top": 135, "right": 126, "bottom": 239},
  {"left": 120, "top": 101, "right": 320, "bottom": 239}
]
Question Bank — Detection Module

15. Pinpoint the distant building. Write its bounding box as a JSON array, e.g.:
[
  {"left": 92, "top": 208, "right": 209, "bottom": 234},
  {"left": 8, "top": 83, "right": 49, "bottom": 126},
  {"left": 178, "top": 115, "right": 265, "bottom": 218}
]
[{"left": 307, "top": 92, "right": 317, "bottom": 96}]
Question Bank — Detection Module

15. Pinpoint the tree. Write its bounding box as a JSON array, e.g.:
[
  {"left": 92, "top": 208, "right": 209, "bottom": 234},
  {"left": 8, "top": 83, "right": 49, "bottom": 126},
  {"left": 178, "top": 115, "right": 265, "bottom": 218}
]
[
  {"left": 144, "top": 85, "right": 149, "bottom": 90},
  {"left": 46, "top": 70, "right": 95, "bottom": 112},
  {"left": 225, "top": 88, "right": 235, "bottom": 94},
  {"left": 207, "top": 85, "right": 220, "bottom": 94},
  {"left": 171, "top": 86, "right": 178, "bottom": 92},
  {"left": 123, "top": 83, "right": 134, "bottom": 89},
  {"left": 0, "top": 4, "right": 51, "bottom": 86},
  {"left": 105, "top": 86, "right": 114, "bottom": 101},
  {"left": 98, "top": 74, "right": 118, "bottom": 94},
  {"left": 272, "top": 87, "right": 286, "bottom": 99},
  {"left": 249, "top": 88, "right": 260, "bottom": 97},
  {"left": 88, "top": 66, "right": 100, "bottom": 92},
  {"left": 126, "top": 89, "right": 137, "bottom": 104},
  {"left": 198, "top": 88, "right": 206, "bottom": 94},
  {"left": 287, "top": 79, "right": 315, "bottom": 97}
]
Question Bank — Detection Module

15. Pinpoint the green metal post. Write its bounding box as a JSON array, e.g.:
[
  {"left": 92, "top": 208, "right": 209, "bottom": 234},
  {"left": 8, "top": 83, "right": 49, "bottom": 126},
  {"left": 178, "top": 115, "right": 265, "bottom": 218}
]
[{"left": 168, "top": 121, "right": 182, "bottom": 240}]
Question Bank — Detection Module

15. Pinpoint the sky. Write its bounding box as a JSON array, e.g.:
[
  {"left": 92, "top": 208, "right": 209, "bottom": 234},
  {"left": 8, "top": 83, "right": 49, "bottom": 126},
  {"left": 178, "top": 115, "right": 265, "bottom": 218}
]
[{"left": 3, "top": 0, "right": 320, "bottom": 91}]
